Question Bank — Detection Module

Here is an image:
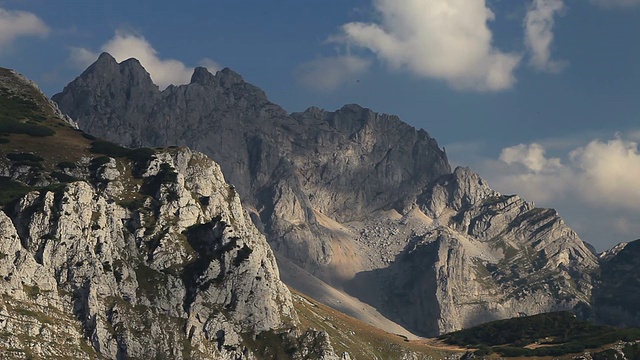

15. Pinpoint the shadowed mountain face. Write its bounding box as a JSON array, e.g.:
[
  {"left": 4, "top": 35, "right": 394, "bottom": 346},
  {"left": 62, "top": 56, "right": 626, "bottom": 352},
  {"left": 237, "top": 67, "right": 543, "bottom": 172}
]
[
  {"left": 593, "top": 240, "right": 640, "bottom": 327},
  {"left": 53, "top": 54, "right": 630, "bottom": 337}
]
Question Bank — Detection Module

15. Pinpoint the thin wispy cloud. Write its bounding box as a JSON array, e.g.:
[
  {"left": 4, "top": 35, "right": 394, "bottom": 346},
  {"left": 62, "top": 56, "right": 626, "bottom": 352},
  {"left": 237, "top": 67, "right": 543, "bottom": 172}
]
[
  {"left": 335, "top": 0, "right": 522, "bottom": 92},
  {"left": 295, "top": 55, "right": 371, "bottom": 91},
  {"left": 69, "top": 30, "right": 220, "bottom": 89},
  {"left": 0, "top": 7, "right": 49, "bottom": 50},
  {"left": 524, "top": 0, "right": 568, "bottom": 73}
]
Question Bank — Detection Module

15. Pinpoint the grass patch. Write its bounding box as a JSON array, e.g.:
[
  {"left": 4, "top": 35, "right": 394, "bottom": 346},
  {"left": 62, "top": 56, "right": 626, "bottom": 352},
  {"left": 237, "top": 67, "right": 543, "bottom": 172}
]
[
  {"left": 0, "top": 95, "right": 55, "bottom": 137},
  {"left": 81, "top": 132, "right": 96, "bottom": 141}
]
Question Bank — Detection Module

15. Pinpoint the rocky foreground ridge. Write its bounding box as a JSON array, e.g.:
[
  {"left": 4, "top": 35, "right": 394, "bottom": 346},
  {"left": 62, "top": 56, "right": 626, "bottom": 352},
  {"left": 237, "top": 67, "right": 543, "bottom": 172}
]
[
  {"left": 0, "top": 67, "right": 361, "bottom": 359},
  {"left": 51, "top": 53, "right": 634, "bottom": 338}
]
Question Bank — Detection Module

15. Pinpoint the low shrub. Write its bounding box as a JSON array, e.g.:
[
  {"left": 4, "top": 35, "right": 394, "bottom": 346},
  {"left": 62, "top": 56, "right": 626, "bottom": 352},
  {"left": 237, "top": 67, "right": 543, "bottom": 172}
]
[
  {"left": 51, "top": 171, "right": 77, "bottom": 183},
  {"left": 7, "top": 153, "right": 44, "bottom": 162},
  {"left": 57, "top": 161, "right": 77, "bottom": 170},
  {"left": 90, "top": 140, "right": 130, "bottom": 157}
]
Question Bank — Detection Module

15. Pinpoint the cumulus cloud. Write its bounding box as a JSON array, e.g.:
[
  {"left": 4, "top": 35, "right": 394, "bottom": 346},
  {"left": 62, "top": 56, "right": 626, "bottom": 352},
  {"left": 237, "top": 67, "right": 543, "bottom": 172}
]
[
  {"left": 591, "top": 0, "right": 640, "bottom": 8},
  {"left": 494, "top": 137, "right": 640, "bottom": 209},
  {"left": 336, "top": 0, "right": 521, "bottom": 91},
  {"left": 69, "top": 30, "right": 220, "bottom": 89},
  {"left": 295, "top": 55, "right": 371, "bottom": 91},
  {"left": 0, "top": 7, "right": 49, "bottom": 48},
  {"left": 524, "top": 0, "right": 567, "bottom": 73},
  {"left": 500, "top": 143, "right": 562, "bottom": 173},
  {"left": 569, "top": 138, "right": 640, "bottom": 207}
]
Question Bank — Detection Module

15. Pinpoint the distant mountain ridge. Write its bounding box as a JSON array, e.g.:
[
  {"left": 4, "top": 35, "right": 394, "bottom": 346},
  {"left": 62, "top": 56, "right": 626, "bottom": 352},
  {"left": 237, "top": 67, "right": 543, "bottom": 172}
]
[{"left": 53, "top": 53, "right": 636, "bottom": 337}]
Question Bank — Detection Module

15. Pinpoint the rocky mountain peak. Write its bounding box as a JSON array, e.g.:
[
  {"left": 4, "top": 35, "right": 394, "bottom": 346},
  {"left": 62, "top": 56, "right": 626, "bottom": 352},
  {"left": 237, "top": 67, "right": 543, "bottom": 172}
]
[
  {"left": 74, "top": 52, "right": 157, "bottom": 91},
  {"left": 216, "top": 67, "right": 245, "bottom": 85},
  {"left": 190, "top": 66, "right": 216, "bottom": 85},
  {"left": 92, "top": 51, "right": 118, "bottom": 69},
  {"left": 421, "top": 166, "right": 499, "bottom": 217}
]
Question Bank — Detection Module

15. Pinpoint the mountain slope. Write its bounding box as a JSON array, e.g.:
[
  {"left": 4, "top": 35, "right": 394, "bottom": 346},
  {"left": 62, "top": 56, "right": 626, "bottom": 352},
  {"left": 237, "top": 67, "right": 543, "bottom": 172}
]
[{"left": 53, "top": 55, "right": 613, "bottom": 337}]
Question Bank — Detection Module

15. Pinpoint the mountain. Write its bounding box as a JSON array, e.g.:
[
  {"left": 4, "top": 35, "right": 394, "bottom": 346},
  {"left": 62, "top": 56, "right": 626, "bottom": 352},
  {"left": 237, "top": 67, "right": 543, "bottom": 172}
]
[
  {"left": 593, "top": 240, "right": 640, "bottom": 327},
  {"left": 53, "top": 54, "right": 631, "bottom": 337},
  {"left": 53, "top": 53, "right": 451, "bottom": 278},
  {"left": 0, "top": 67, "right": 363, "bottom": 359}
]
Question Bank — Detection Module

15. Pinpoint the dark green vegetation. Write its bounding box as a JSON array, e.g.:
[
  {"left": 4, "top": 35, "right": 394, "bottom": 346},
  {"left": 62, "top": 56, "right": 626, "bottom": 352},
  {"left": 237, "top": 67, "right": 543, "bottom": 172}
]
[
  {"left": 440, "top": 312, "right": 640, "bottom": 357},
  {"left": 90, "top": 139, "right": 156, "bottom": 163},
  {"left": 0, "top": 177, "right": 32, "bottom": 206},
  {"left": 0, "top": 93, "right": 55, "bottom": 137}
]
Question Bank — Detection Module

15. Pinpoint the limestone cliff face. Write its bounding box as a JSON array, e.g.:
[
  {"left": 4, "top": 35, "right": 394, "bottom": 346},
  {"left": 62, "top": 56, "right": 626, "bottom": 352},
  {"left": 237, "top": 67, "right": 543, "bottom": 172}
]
[
  {"left": 344, "top": 167, "right": 599, "bottom": 336},
  {"left": 1, "top": 147, "right": 300, "bottom": 359},
  {"left": 388, "top": 167, "right": 598, "bottom": 335}
]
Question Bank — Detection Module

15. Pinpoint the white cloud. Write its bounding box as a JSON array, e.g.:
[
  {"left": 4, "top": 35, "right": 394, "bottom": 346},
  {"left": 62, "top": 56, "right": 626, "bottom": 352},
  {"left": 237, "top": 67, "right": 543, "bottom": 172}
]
[
  {"left": 569, "top": 138, "right": 640, "bottom": 208},
  {"left": 591, "top": 0, "right": 640, "bottom": 8},
  {"left": 69, "top": 30, "right": 220, "bottom": 89},
  {"left": 0, "top": 7, "right": 49, "bottom": 48},
  {"left": 69, "top": 47, "right": 98, "bottom": 68},
  {"left": 495, "top": 137, "right": 640, "bottom": 209},
  {"left": 295, "top": 55, "right": 371, "bottom": 91},
  {"left": 524, "top": 0, "right": 567, "bottom": 73},
  {"left": 500, "top": 143, "right": 562, "bottom": 173},
  {"left": 336, "top": 0, "right": 521, "bottom": 91}
]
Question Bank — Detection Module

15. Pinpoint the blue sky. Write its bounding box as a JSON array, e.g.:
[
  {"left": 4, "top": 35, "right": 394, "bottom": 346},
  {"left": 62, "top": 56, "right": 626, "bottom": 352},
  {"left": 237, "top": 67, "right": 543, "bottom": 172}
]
[{"left": 1, "top": 0, "right": 639, "bottom": 250}]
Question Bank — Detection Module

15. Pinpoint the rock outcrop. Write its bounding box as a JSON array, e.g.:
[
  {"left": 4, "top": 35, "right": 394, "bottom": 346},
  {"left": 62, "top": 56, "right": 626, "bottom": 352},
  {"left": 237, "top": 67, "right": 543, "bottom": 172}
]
[{"left": 0, "top": 147, "right": 301, "bottom": 358}]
